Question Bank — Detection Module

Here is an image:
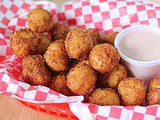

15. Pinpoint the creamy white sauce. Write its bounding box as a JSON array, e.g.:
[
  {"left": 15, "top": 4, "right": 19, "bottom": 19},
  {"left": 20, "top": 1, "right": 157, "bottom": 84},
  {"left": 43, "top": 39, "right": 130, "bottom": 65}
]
[{"left": 119, "top": 31, "right": 160, "bottom": 61}]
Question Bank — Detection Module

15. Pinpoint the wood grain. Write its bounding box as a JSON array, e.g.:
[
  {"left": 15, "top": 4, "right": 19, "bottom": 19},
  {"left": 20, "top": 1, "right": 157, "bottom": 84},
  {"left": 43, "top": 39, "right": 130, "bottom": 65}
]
[{"left": 0, "top": 94, "right": 65, "bottom": 120}]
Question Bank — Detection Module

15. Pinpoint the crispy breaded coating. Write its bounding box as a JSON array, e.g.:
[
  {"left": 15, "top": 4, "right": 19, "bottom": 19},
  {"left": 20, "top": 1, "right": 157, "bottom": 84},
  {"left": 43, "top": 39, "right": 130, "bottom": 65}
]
[
  {"left": 106, "top": 63, "right": 127, "bottom": 89},
  {"left": 22, "top": 54, "right": 51, "bottom": 86},
  {"left": 103, "top": 32, "right": 119, "bottom": 46},
  {"left": 97, "top": 64, "right": 127, "bottom": 89},
  {"left": 147, "top": 78, "right": 160, "bottom": 105},
  {"left": 67, "top": 62, "right": 97, "bottom": 96},
  {"left": 86, "top": 28, "right": 101, "bottom": 45},
  {"left": 147, "top": 78, "right": 160, "bottom": 92},
  {"left": 10, "top": 28, "right": 39, "bottom": 58},
  {"left": 65, "top": 28, "right": 94, "bottom": 60},
  {"left": 147, "top": 88, "right": 160, "bottom": 105},
  {"left": 81, "top": 59, "right": 90, "bottom": 66},
  {"left": 88, "top": 88, "right": 120, "bottom": 106},
  {"left": 44, "top": 39, "right": 70, "bottom": 72},
  {"left": 70, "top": 59, "right": 90, "bottom": 70},
  {"left": 89, "top": 43, "right": 120, "bottom": 73},
  {"left": 51, "top": 23, "right": 70, "bottom": 41},
  {"left": 10, "top": 28, "right": 51, "bottom": 58},
  {"left": 50, "top": 73, "right": 74, "bottom": 96},
  {"left": 27, "top": 8, "right": 53, "bottom": 33},
  {"left": 118, "top": 77, "right": 146, "bottom": 106}
]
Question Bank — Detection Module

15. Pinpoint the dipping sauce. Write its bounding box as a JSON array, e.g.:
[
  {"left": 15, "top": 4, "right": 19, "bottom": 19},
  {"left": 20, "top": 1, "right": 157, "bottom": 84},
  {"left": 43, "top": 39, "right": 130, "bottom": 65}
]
[{"left": 119, "top": 31, "right": 160, "bottom": 61}]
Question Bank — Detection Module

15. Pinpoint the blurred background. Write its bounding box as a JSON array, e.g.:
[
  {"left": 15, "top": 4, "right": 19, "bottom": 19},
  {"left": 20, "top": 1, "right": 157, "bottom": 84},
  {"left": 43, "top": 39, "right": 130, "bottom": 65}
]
[
  {"left": 36, "top": 0, "right": 160, "bottom": 4},
  {"left": 36, "top": 0, "right": 73, "bottom": 5}
]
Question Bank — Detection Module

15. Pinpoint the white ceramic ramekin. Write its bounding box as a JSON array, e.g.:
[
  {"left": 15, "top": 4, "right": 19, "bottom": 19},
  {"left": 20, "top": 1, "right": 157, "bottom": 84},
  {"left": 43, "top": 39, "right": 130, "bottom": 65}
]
[{"left": 114, "top": 25, "right": 160, "bottom": 85}]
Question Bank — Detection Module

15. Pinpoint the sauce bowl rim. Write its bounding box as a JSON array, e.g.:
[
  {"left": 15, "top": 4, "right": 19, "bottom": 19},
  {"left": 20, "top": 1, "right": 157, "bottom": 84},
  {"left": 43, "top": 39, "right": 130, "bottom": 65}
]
[{"left": 114, "top": 25, "right": 160, "bottom": 66}]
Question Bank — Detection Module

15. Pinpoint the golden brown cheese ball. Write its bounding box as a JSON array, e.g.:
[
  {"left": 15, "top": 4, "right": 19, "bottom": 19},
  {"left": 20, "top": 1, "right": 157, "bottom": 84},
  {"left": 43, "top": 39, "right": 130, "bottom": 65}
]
[
  {"left": 88, "top": 88, "right": 120, "bottom": 106},
  {"left": 102, "top": 32, "right": 119, "bottom": 46},
  {"left": 22, "top": 54, "right": 51, "bottom": 86},
  {"left": 10, "top": 28, "right": 39, "bottom": 58},
  {"left": 118, "top": 77, "right": 146, "bottom": 106},
  {"left": 67, "top": 62, "right": 97, "bottom": 96},
  {"left": 27, "top": 8, "right": 53, "bottom": 33},
  {"left": 65, "top": 28, "right": 94, "bottom": 60},
  {"left": 147, "top": 78, "right": 160, "bottom": 92},
  {"left": 51, "top": 23, "right": 70, "bottom": 41},
  {"left": 147, "top": 88, "right": 160, "bottom": 105},
  {"left": 105, "top": 63, "right": 127, "bottom": 89},
  {"left": 146, "top": 78, "right": 160, "bottom": 105},
  {"left": 49, "top": 73, "right": 74, "bottom": 96},
  {"left": 89, "top": 43, "right": 120, "bottom": 74},
  {"left": 86, "top": 28, "right": 101, "bottom": 45},
  {"left": 96, "top": 63, "right": 127, "bottom": 89},
  {"left": 44, "top": 39, "right": 70, "bottom": 72},
  {"left": 10, "top": 28, "right": 51, "bottom": 58}
]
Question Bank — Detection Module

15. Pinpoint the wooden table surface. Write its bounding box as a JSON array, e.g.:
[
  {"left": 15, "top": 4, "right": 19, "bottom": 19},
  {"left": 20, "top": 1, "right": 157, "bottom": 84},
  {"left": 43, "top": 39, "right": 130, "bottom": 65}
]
[
  {"left": 0, "top": 94, "right": 65, "bottom": 120},
  {"left": 0, "top": 0, "right": 159, "bottom": 120}
]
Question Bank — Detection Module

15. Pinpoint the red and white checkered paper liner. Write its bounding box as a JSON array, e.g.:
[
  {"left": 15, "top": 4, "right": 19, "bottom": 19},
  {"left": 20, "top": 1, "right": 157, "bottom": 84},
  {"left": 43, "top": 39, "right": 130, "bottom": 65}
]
[{"left": 1, "top": 0, "right": 160, "bottom": 119}]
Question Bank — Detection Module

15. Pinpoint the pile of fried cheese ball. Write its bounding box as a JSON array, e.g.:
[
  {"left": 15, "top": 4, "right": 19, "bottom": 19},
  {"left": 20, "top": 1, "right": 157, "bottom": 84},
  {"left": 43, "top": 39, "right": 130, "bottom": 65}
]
[{"left": 10, "top": 8, "right": 160, "bottom": 106}]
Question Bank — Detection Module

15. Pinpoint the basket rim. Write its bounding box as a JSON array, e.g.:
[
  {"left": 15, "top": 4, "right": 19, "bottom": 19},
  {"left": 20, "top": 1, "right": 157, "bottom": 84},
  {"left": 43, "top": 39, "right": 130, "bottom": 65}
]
[{"left": 17, "top": 99, "right": 78, "bottom": 120}]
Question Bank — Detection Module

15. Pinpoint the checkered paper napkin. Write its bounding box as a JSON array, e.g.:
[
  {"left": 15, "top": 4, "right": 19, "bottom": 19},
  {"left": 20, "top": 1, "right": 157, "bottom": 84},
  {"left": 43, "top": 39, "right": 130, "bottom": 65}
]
[{"left": 1, "top": 0, "right": 160, "bottom": 119}]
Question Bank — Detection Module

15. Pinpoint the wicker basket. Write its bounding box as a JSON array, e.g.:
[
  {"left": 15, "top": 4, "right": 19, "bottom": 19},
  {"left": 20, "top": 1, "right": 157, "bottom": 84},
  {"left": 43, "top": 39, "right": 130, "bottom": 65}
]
[{"left": 18, "top": 100, "right": 78, "bottom": 119}]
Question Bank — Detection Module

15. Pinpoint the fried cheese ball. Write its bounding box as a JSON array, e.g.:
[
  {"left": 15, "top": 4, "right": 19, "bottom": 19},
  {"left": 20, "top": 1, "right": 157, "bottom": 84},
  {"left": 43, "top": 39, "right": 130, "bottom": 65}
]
[
  {"left": 147, "top": 88, "right": 160, "bottom": 105},
  {"left": 147, "top": 78, "right": 160, "bottom": 92},
  {"left": 103, "top": 32, "right": 119, "bottom": 46},
  {"left": 51, "top": 23, "right": 70, "bottom": 41},
  {"left": 22, "top": 54, "right": 51, "bottom": 86},
  {"left": 65, "top": 28, "right": 94, "bottom": 60},
  {"left": 106, "top": 63, "right": 127, "bottom": 89},
  {"left": 67, "top": 62, "right": 97, "bottom": 96},
  {"left": 118, "top": 77, "right": 146, "bottom": 106},
  {"left": 96, "top": 64, "right": 127, "bottom": 89},
  {"left": 10, "top": 29, "right": 38, "bottom": 58},
  {"left": 50, "top": 73, "right": 74, "bottom": 96},
  {"left": 10, "top": 28, "right": 51, "bottom": 58},
  {"left": 147, "top": 78, "right": 160, "bottom": 105},
  {"left": 88, "top": 88, "right": 120, "bottom": 106},
  {"left": 44, "top": 39, "right": 70, "bottom": 72},
  {"left": 89, "top": 43, "right": 120, "bottom": 74},
  {"left": 86, "top": 28, "right": 101, "bottom": 45},
  {"left": 27, "top": 8, "right": 53, "bottom": 33}
]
